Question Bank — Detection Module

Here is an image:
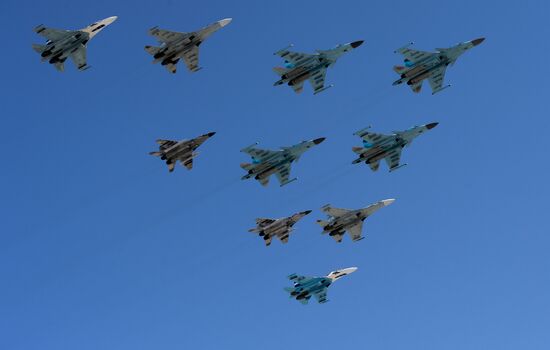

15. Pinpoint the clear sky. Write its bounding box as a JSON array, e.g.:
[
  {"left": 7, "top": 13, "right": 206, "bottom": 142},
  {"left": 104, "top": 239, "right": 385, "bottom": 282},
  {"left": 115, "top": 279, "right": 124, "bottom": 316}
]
[{"left": 1, "top": 0, "right": 549, "bottom": 349}]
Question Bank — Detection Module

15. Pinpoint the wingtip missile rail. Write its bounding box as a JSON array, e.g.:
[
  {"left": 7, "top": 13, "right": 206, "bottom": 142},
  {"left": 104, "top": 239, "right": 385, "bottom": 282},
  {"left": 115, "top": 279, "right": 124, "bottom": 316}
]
[
  {"left": 313, "top": 84, "right": 334, "bottom": 95},
  {"left": 432, "top": 84, "right": 451, "bottom": 95}
]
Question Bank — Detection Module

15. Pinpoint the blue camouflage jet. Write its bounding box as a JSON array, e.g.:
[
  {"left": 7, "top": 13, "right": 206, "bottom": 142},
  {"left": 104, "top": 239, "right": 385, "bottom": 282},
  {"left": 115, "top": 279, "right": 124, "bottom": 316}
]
[
  {"left": 392, "top": 38, "right": 485, "bottom": 94},
  {"left": 284, "top": 267, "right": 357, "bottom": 304},
  {"left": 273, "top": 41, "right": 364, "bottom": 94}
]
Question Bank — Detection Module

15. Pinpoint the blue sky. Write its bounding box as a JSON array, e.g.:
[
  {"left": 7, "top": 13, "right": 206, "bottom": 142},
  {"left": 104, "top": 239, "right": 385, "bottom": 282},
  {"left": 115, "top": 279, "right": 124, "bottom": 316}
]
[{"left": 1, "top": 0, "right": 549, "bottom": 349}]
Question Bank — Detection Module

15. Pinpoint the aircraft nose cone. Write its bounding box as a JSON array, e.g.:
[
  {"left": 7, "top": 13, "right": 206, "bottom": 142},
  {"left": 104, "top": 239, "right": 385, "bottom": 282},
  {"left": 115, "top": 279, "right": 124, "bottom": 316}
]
[
  {"left": 207, "top": 131, "right": 216, "bottom": 137},
  {"left": 341, "top": 267, "right": 358, "bottom": 274},
  {"left": 426, "top": 122, "right": 439, "bottom": 130},
  {"left": 104, "top": 16, "right": 118, "bottom": 25},
  {"left": 471, "top": 37, "right": 485, "bottom": 46},
  {"left": 303, "top": 210, "right": 312, "bottom": 215},
  {"left": 381, "top": 198, "right": 396, "bottom": 206},
  {"left": 219, "top": 18, "right": 232, "bottom": 27},
  {"left": 313, "top": 137, "right": 326, "bottom": 145},
  {"left": 350, "top": 40, "right": 364, "bottom": 49}
]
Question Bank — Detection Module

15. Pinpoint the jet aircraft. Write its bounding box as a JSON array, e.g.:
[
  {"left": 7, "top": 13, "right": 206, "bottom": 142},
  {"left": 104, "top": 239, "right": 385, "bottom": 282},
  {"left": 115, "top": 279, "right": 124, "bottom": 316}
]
[
  {"left": 32, "top": 16, "right": 117, "bottom": 71},
  {"left": 240, "top": 138, "right": 325, "bottom": 187},
  {"left": 248, "top": 210, "right": 311, "bottom": 246},
  {"left": 392, "top": 38, "right": 485, "bottom": 94},
  {"left": 149, "top": 132, "right": 216, "bottom": 172},
  {"left": 352, "top": 123, "right": 438, "bottom": 172},
  {"left": 317, "top": 199, "right": 395, "bottom": 242},
  {"left": 144, "top": 18, "right": 232, "bottom": 74},
  {"left": 284, "top": 267, "right": 357, "bottom": 304},
  {"left": 273, "top": 40, "right": 364, "bottom": 94}
]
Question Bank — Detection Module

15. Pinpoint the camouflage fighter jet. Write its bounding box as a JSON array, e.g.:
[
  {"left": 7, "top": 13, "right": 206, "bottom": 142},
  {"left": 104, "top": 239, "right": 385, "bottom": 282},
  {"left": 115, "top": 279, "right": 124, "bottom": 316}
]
[
  {"left": 240, "top": 138, "right": 325, "bottom": 187},
  {"left": 248, "top": 210, "right": 311, "bottom": 246},
  {"left": 392, "top": 38, "right": 485, "bottom": 94},
  {"left": 149, "top": 132, "right": 215, "bottom": 172},
  {"left": 284, "top": 267, "right": 357, "bottom": 304},
  {"left": 352, "top": 123, "right": 438, "bottom": 172},
  {"left": 273, "top": 40, "right": 364, "bottom": 94},
  {"left": 32, "top": 16, "right": 117, "bottom": 71},
  {"left": 145, "top": 18, "right": 232, "bottom": 73},
  {"left": 317, "top": 199, "right": 395, "bottom": 242}
]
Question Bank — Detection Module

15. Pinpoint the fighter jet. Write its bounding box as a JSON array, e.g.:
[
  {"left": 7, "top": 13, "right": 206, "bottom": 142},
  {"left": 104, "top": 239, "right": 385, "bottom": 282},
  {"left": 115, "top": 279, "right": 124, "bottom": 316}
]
[
  {"left": 144, "top": 18, "right": 232, "bottom": 74},
  {"left": 317, "top": 199, "right": 395, "bottom": 242},
  {"left": 352, "top": 123, "right": 438, "bottom": 172},
  {"left": 392, "top": 38, "right": 485, "bottom": 94},
  {"left": 32, "top": 16, "right": 117, "bottom": 72},
  {"left": 240, "top": 138, "right": 325, "bottom": 187},
  {"left": 149, "top": 132, "right": 216, "bottom": 172},
  {"left": 284, "top": 267, "right": 357, "bottom": 304},
  {"left": 273, "top": 40, "right": 364, "bottom": 94},
  {"left": 248, "top": 210, "right": 311, "bottom": 246}
]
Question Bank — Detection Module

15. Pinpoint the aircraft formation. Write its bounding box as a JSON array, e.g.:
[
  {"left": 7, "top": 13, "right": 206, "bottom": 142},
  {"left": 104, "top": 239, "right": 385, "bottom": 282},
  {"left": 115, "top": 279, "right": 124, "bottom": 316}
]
[{"left": 32, "top": 16, "right": 485, "bottom": 305}]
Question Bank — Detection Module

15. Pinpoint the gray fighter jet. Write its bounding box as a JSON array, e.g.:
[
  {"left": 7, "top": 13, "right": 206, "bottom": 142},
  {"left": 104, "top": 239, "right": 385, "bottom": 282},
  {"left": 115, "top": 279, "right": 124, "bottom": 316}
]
[
  {"left": 144, "top": 18, "right": 232, "bottom": 74},
  {"left": 240, "top": 138, "right": 325, "bottom": 187},
  {"left": 273, "top": 40, "right": 364, "bottom": 94},
  {"left": 32, "top": 16, "right": 117, "bottom": 71},
  {"left": 352, "top": 123, "right": 438, "bottom": 172},
  {"left": 149, "top": 132, "right": 215, "bottom": 172},
  {"left": 284, "top": 267, "right": 357, "bottom": 304},
  {"left": 393, "top": 38, "right": 485, "bottom": 94},
  {"left": 317, "top": 199, "right": 395, "bottom": 242},
  {"left": 248, "top": 210, "right": 311, "bottom": 246}
]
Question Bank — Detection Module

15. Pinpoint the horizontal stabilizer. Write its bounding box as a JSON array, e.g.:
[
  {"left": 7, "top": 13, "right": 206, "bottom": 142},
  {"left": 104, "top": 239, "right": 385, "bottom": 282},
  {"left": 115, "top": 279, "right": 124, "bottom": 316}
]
[
  {"left": 393, "top": 65, "right": 407, "bottom": 74},
  {"left": 240, "top": 163, "right": 254, "bottom": 171},
  {"left": 149, "top": 151, "right": 162, "bottom": 156},
  {"left": 272, "top": 66, "right": 288, "bottom": 76},
  {"left": 32, "top": 44, "right": 45, "bottom": 54},
  {"left": 144, "top": 45, "right": 161, "bottom": 56},
  {"left": 316, "top": 220, "right": 329, "bottom": 229}
]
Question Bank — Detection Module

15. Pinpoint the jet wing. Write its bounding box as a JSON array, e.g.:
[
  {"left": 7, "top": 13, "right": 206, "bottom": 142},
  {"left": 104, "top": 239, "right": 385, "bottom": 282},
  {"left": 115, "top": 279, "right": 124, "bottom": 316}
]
[
  {"left": 347, "top": 222, "right": 364, "bottom": 241},
  {"left": 313, "top": 288, "right": 328, "bottom": 303},
  {"left": 241, "top": 147, "right": 279, "bottom": 162},
  {"left": 309, "top": 68, "right": 327, "bottom": 94},
  {"left": 149, "top": 27, "right": 187, "bottom": 43},
  {"left": 396, "top": 47, "right": 435, "bottom": 64},
  {"left": 70, "top": 45, "right": 87, "bottom": 70},
  {"left": 276, "top": 49, "right": 317, "bottom": 66},
  {"left": 181, "top": 46, "right": 200, "bottom": 72},
  {"left": 427, "top": 66, "right": 447, "bottom": 94},
  {"left": 322, "top": 206, "right": 350, "bottom": 218},
  {"left": 288, "top": 274, "right": 313, "bottom": 284},
  {"left": 34, "top": 26, "right": 70, "bottom": 41},
  {"left": 356, "top": 130, "right": 394, "bottom": 146},
  {"left": 275, "top": 164, "right": 293, "bottom": 186},
  {"left": 156, "top": 139, "right": 178, "bottom": 150},
  {"left": 384, "top": 148, "right": 402, "bottom": 171},
  {"left": 256, "top": 218, "right": 276, "bottom": 226}
]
